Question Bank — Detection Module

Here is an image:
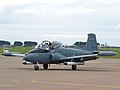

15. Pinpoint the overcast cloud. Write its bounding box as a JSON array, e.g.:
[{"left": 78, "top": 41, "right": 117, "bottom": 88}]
[{"left": 0, "top": 0, "right": 120, "bottom": 46}]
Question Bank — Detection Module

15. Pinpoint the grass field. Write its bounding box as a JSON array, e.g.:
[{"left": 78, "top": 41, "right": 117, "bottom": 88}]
[
  {"left": 0, "top": 47, "right": 33, "bottom": 54},
  {"left": 0, "top": 47, "right": 120, "bottom": 59}
]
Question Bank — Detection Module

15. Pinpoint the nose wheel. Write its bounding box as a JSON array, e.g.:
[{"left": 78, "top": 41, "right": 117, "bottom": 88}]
[
  {"left": 34, "top": 65, "right": 39, "bottom": 71},
  {"left": 34, "top": 64, "right": 48, "bottom": 70}
]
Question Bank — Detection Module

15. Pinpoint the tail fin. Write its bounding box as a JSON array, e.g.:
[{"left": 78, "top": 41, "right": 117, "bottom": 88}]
[{"left": 83, "top": 33, "right": 98, "bottom": 51}]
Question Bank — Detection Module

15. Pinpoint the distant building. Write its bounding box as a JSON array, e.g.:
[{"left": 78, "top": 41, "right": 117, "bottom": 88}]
[
  {"left": 13, "top": 41, "right": 23, "bottom": 46},
  {"left": 0, "top": 40, "right": 11, "bottom": 47},
  {"left": 73, "top": 42, "right": 86, "bottom": 48},
  {"left": 24, "top": 41, "right": 38, "bottom": 47},
  {"left": 100, "top": 43, "right": 109, "bottom": 48}
]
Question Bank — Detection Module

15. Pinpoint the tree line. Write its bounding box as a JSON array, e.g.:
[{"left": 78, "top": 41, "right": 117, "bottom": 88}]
[{"left": 0, "top": 40, "right": 38, "bottom": 47}]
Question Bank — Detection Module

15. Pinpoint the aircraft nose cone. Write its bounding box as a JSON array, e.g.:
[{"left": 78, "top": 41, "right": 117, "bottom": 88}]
[
  {"left": 23, "top": 56, "right": 27, "bottom": 60},
  {"left": 23, "top": 54, "right": 32, "bottom": 62},
  {"left": 23, "top": 55, "right": 28, "bottom": 60}
]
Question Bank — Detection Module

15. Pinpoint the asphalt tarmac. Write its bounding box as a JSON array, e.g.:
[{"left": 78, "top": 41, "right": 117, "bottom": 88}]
[{"left": 0, "top": 55, "right": 120, "bottom": 90}]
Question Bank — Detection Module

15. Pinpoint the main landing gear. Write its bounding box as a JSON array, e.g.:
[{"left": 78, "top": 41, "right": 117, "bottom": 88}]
[
  {"left": 43, "top": 64, "right": 48, "bottom": 70},
  {"left": 72, "top": 65, "right": 77, "bottom": 70},
  {"left": 34, "top": 64, "right": 77, "bottom": 71},
  {"left": 34, "top": 64, "right": 49, "bottom": 71}
]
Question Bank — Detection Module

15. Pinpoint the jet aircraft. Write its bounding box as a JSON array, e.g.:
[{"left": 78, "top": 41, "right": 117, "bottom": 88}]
[
  {"left": 2, "top": 45, "right": 23, "bottom": 56},
  {"left": 2, "top": 33, "right": 117, "bottom": 70}
]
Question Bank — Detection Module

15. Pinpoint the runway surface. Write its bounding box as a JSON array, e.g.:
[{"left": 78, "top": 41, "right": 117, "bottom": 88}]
[{"left": 0, "top": 55, "right": 120, "bottom": 90}]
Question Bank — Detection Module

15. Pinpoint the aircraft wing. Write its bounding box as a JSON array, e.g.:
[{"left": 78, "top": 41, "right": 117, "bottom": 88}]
[
  {"left": 2, "top": 52, "right": 25, "bottom": 57},
  {"left": 52, "top": 53, "right": 98, "bottom": 62},
  {"left": 10, "top": 53, "right": 25, "bottom": 57},
  {"left": 65, "top": 54, "right": 98, "bottom": 60}
]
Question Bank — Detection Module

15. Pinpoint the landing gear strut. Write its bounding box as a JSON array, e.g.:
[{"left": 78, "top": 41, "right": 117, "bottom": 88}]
[
  {"left": 34, "top": 64, "right": 39, "bottom": 71},
  {"left": 72, "top": 65, "right": 77, "bottom": 70},
  {"left": 43, "top": 64, "right": 48, "bottom": 69},
  {"left": 34, "top": 65, "right": 39, "bottom": 71}
]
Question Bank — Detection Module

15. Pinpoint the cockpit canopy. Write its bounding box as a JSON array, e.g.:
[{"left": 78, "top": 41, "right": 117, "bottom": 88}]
[{"left": 35, "top": 40, "right": 62, "bottom": 50}]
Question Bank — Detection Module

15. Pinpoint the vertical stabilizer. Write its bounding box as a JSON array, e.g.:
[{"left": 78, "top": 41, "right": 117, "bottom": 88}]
[{"left": 83, "top": 33, "right": 98, "bottom": 51}]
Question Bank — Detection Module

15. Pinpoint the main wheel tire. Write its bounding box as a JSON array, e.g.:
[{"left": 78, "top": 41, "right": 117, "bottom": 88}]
[
  {"left": 43, "top": 64, "right": 48, "bottom": 70},
  {"left": 34, "top": 66, "right": 39, "bottom": 71},
  {"left": 72, "top": 65, "right": 77, "bottom": 70}
]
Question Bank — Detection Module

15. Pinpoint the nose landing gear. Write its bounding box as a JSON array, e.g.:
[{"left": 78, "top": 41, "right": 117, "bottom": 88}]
[
  {"left": 34, "top": 65, "right": 39, "bottom": 71},
  {"left": 34, "top": 64, "right": 49, "bottom": 70}
]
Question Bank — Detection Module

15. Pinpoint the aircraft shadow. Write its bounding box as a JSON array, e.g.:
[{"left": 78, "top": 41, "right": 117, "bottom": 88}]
[
  {"left": 43, "top": 68, "right": 114, "bottom": 72},
  {"left": 5, "top": 67, "right": 115, "bottom": 72}
]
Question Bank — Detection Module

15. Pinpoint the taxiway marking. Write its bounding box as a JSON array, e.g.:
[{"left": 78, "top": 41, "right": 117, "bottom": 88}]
[
  {"left": 0, "top": 84, "right": 14, "bottom": 87},
  {"left": 30, "top": 80, "right": 120, "bottom": 89}
]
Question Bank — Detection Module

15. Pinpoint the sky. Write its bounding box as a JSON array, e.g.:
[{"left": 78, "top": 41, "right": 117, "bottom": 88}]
[{"left": 0, "top": 0, "right": 120, "bottom": 46}]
